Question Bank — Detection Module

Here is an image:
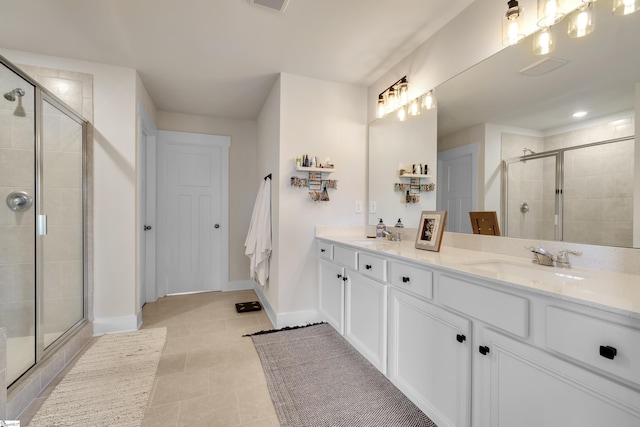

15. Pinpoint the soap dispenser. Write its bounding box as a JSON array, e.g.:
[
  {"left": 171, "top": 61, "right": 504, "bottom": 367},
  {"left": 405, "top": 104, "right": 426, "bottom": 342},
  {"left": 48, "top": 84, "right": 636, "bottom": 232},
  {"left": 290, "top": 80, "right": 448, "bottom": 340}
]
[
  {"left": 395, "top": 218, "right": 404, "bottom": 228},
  {"left": 376, "top": 218, "right": 386, "bottom": 238}
]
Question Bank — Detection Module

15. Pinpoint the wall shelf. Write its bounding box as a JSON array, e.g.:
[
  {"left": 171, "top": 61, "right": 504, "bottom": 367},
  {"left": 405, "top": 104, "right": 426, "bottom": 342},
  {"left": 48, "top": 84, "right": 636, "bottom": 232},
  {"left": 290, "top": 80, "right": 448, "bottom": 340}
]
[
  {"left": 398, "top": 173, "right": 432, "bottom": 179},
  {"left": 296, "top": 166, "right": 335, "bottom": 174},
  {"left": 291, "top": 164, "right": 337, "bottom": 202}
]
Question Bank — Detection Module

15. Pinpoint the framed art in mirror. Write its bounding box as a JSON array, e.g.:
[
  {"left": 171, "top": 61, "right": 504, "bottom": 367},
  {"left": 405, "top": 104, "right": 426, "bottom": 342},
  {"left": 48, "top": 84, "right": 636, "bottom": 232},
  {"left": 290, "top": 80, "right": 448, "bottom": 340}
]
[{"left": 416, "top": 210, "right": 447, "bottom": 252}]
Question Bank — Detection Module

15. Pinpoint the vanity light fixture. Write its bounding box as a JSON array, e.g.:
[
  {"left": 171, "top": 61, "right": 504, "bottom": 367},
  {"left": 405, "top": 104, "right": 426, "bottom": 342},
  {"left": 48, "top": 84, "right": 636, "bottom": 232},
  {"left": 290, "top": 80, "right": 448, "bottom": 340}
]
[
  {"left": 537, "top": 0, "right": 565, "bottom": 27},
  {"left": 613, "top": 0, "right": 640, "bottom": 15},
  {"left": 533, "top": 26, "right": 556, "bottom": 55},
  {"left": 568, "top": 2, "right": 595, "bottom": 38},
  {"left": 397, "top": 105, "right": 407, "bottom": 122},
  {"left": 502, "top": 0, "right": 525, "bottom": 46},
  {"left": 409, "top": 98, "right": 420, "bottom": 116},
  {"left": 376, "top": 76, "right": 409, "bottom": 118}
]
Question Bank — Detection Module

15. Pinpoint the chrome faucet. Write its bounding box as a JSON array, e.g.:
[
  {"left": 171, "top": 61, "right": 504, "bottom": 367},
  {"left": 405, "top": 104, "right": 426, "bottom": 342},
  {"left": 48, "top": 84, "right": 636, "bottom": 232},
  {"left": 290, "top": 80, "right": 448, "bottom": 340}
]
[
  {"left": 382, "top": 230, "right": 401, "bottom": 241},
  {"left": 527, "top": 246, "right": 555, "bottom": 266},
  {"left": 526, "top": 246, "right": 582, "bottom": 268}
]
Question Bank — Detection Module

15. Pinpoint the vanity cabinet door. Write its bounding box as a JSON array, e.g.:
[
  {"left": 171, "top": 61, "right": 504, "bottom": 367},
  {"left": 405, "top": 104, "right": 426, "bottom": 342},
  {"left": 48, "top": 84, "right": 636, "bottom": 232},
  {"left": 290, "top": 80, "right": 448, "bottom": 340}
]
[
  {"left": 344, "top": 270, "right": 387, "bottom": 374},
  {"left": 388, "top": 288, "right": 471, "bottom": 427},
  {"left": 476, "top": 328, "right": 640, "bottom": 427},
  {"left": 319, "top": 258, "right": 345, "bottom": 334}
]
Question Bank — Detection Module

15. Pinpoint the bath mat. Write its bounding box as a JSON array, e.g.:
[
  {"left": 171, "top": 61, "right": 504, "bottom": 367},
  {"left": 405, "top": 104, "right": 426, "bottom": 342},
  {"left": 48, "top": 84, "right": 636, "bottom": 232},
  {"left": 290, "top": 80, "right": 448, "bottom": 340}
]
[
  {"left": 248, "top": 323, "right": 437, "bottom": 427},
  {"left": 28, "top": 327, "right": 166, "bottom": 427}
]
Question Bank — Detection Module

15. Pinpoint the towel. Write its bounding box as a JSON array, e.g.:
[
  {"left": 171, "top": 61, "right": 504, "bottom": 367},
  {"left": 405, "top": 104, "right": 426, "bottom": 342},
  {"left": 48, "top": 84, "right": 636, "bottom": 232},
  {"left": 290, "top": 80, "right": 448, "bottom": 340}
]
[{"left": 244, "top": 177, "right": 272, "bottom": 286}]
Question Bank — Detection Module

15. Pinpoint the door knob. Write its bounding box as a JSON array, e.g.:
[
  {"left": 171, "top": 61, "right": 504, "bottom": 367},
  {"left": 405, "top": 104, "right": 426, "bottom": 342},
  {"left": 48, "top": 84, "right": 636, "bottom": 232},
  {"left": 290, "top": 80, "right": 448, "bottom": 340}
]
[
  {"left": 144, "top": 225, "right": 152, "bottom": 231},
  {"left": 214, "top": 224, "right": 220, "bottom": 229}
]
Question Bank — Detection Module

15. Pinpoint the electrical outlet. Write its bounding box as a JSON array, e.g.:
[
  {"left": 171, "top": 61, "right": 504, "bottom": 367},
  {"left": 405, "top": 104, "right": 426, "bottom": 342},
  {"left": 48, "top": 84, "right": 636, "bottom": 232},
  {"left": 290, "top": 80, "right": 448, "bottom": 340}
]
[
  {"left": 355, "top": 200, "right": 363, "bottom": 213},
  {"left": 369, "top": 201, "right": 377, "bottom": 213}
]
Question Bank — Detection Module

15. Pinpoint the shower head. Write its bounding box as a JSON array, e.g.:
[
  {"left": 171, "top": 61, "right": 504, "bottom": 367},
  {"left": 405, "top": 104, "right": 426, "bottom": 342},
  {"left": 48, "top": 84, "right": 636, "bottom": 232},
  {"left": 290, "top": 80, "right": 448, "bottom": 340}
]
[
  {"left": 4, "top": 88, "right": 25, "bottom": 102},
  {"left": 523, "top": 148, "right": 536, "bottom": 156}
]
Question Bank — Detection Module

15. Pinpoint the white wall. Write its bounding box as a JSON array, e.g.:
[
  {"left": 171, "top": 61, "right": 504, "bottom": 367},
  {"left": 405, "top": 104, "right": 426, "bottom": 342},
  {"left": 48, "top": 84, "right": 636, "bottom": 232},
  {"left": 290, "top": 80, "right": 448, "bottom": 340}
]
[
  {"left": 635, "top": 83, "right": 640, "bottom": 247},
  {"left": 156, "top": 112, "right": 258, "bottom": 285},
  {"left": 277, "top": 73, "right": 367, "bottom": 318},
  {"left": 0, "top": 48, "right": 139, "bottom": 334},
  {"left": 256, "top": 77, "right": 282, "bottom": 314}
]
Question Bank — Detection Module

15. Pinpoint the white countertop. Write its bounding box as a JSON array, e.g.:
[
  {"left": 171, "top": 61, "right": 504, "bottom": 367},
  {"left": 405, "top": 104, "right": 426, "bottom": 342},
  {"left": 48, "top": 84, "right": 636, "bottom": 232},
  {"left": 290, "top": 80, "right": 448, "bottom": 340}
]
[{"left": 316, "top": 228, "right": 640, "bottom": 318}]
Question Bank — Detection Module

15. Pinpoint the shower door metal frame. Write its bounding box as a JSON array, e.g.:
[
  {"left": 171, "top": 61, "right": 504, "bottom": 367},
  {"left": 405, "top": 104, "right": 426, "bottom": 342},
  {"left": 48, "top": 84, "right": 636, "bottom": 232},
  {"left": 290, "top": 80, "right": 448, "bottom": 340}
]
[{"left": 1, "top": 54, "right": 89, "bottom": 390}]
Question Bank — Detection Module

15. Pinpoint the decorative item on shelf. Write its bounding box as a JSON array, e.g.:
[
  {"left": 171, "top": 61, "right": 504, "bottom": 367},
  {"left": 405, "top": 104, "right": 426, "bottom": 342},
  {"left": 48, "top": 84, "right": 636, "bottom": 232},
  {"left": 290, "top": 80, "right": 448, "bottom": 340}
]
[
  {"left": 291, "top": 157, "right": 337, "bottom": 201},
  {"left": 394, "top": 165, "right": 434, "bottom": 201},
  {"left": 415, "top": 210, "right": 447, "bottom": 252}
]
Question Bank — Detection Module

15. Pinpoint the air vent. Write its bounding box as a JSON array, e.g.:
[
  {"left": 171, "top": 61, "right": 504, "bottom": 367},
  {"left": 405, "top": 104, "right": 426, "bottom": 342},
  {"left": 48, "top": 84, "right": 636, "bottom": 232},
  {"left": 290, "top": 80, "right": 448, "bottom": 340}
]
[
  {"left": 249, "top": 0, "right": 289, "bottom": 12},
  {"left": 519, "top": 57, "right": 568, "bottom": 76}
]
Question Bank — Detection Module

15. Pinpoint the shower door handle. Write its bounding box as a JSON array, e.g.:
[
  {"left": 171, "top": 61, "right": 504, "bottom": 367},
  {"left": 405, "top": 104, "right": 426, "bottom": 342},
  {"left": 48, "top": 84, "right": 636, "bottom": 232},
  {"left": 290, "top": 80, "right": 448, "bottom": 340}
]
[{"left": 38, "top": 214, "right": 48, "bottom": 236}]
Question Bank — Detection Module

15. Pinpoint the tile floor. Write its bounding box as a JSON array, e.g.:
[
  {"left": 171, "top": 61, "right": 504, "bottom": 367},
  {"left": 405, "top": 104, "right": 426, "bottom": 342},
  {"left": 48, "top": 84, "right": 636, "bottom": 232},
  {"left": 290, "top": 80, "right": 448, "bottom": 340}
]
[{"left": 19, "top": 290, "right": 280, "bottom": 427}]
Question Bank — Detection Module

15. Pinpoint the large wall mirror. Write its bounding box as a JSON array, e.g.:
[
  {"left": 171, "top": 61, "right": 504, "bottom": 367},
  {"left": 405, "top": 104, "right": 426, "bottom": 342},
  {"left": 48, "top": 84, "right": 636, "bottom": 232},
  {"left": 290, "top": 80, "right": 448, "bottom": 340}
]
[{"left": 369, "top": 4, "right": 639, "bottom": 248}]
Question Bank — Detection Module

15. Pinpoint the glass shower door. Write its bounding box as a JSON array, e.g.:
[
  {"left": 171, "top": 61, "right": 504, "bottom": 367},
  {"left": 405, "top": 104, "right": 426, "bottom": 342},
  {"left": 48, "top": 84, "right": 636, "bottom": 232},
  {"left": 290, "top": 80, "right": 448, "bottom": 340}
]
[
  {"left": 0, "top": 70, "right": 36, "bottom": 385},
  {"left": 41, "top": 96, "right": 85, "bottom": 349},
  {"left": 505, "top": 154, "right": 559, "bottom": 240}
]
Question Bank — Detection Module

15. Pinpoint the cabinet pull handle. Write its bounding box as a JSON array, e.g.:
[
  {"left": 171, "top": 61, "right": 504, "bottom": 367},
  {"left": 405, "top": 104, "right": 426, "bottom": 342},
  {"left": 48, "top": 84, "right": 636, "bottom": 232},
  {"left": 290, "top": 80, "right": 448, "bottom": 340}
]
[
  {"left": 456, "top": 334, "right": 466, "bottom": 343},
  {"left": 337, "top": 274, "right": 342, "bottom": 279},
  {"left": 321, "top": 249, "right": 326, "bottom": 253},
  {"left": 402, "top": 276, "right": 410, "bottom": 283},
  {"left": 365, "top": 264, "right": 372, "bottom": 270},
  {"left": 599, "top": 345, "right": 617, "bottom": 360},
  {"left": 479, "top": 345, "right": 490, "bottom": 355},
  {"left": 342, "top": 276, "right": 348, "bottom": 282}
]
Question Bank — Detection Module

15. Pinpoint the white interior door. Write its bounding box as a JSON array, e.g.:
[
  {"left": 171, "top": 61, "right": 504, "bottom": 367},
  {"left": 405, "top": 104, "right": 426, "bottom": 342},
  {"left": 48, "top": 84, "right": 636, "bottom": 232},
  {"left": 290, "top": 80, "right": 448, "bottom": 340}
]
[
  {"left": 158, "top": 131, "right": 230, "bottom": 295},
  {"left": 437, "top": 143, "right": 478, "bottom": 233}
]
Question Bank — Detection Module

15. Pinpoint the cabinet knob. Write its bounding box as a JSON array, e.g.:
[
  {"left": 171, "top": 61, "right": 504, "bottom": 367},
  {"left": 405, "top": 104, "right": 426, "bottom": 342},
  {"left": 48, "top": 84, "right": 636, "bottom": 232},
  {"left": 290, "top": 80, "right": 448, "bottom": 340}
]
[
  {"left": 365, "top": 264, "right": 372, "bottom": 270},
  {"left": 337, "top": 274, "right": 342, "bottom": 279},
  {"left": 599, "top": 345, "right": 617, "bottom": 360},
  {"left": 321, "top": 249, "right": 326, "bottom": 253},
  {"left": 456, "top": 334, "right": 466, "bottom": 343},
  {"left": 402, "top": 276, "right": 410, "bottom": 283},
  {"left": 342, "top": 276, "right": 348, "bottom": 282},
  {"left": 479, "top": 345, "right": 490, "bottom": 355}
]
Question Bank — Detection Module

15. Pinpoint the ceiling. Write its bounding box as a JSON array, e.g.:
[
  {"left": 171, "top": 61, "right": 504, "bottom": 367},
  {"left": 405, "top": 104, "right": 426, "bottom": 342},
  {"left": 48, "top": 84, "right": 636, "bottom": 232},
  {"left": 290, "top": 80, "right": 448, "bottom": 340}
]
[{"left": 0, "top": 0, "right": 473, "bottom": 120}]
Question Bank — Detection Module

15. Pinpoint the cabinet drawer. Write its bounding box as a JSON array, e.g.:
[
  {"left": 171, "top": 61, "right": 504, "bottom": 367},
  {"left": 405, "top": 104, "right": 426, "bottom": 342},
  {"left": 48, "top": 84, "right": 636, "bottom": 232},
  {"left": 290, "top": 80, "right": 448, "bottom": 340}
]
[
  {"left": 546, "top": 306, "right": 640, "bottom": 386},
  {"left": 358, "top": 252, "right": 387, "bottom": 282},
  {"left": 333, "top": 245, "right": 358, "bottom": 269},
  {"left": 318, "top": 241, "right": 333, "bottom": 260},
  {"left": 388, "top": 261, "right": 433, "bottom": 300},
  {"left": 439, "top": 274, "right": 529, "bottom": 338}
]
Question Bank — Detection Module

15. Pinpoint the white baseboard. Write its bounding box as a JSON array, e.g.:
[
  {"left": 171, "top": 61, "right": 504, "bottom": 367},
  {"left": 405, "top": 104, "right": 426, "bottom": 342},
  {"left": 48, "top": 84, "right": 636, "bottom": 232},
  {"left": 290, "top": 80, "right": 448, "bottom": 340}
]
[
  {"left": 224, "top": 280, "right": 255, "bottom": 292},
  {"left": 252, "top": 284, "right": 320, "bottom": 329},
  {"left": 93, "top": 315, "right": 139, "bottom": 336}
]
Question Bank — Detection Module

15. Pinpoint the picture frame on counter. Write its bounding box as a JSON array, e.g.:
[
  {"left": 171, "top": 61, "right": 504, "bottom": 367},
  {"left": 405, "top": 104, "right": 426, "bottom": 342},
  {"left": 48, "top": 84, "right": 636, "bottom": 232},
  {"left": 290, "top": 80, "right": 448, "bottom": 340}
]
[{"left": 415, "top": 210, "right": 447, "bottom": 252}]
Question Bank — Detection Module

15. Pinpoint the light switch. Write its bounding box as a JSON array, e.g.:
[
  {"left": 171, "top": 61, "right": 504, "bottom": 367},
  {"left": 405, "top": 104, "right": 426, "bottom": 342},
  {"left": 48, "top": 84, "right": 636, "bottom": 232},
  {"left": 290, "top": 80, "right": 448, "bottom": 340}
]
[
  {"left": 369, "top": 201, "right": 377, "bottom": 213},
  {"left": 355, "top": 200, "right": 363, "bottom": 213}
]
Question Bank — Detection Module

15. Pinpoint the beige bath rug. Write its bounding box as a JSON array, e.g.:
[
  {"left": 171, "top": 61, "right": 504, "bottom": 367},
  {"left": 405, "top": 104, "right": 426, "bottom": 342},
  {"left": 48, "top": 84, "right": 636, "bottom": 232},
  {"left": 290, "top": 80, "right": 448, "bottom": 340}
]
[{"left": 28, "top": 327, "right": 167, "bottom": 427}]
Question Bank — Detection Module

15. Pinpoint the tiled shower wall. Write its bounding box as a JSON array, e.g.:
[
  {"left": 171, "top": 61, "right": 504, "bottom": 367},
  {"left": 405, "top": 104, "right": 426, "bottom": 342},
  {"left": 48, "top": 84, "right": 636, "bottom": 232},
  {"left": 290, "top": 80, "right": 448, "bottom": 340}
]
[{"left": 502, "top": 116, "right": 635, "bottom": 247}]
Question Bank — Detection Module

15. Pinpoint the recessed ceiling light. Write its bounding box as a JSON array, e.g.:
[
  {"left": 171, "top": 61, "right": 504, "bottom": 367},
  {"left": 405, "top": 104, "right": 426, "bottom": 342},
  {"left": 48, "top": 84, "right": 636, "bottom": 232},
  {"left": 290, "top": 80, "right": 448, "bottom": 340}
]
[{"left": 572, "top": 111, "right": 588, "bottom": 118}]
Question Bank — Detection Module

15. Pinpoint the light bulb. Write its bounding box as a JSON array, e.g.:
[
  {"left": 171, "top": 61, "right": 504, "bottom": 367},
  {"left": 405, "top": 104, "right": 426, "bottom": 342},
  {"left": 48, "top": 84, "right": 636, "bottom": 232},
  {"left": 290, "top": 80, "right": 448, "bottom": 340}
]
[
  {"left": 503, "top": 0, "right": 525, "bottom": 45},
  {"left": 613, "top": 0, "right": 640, "bottom": 15},
  {"left": 376, "top": 95, "right": 386, "bottom": 119},
  {"left": 398, "top": 105, "right": 407, "bottom": 122},
  {"left": 533, "top": 27, "right": 556, "bottom": 55},
  {"left": 568, "top": 3, "right": 595, "bottom": 38},
  {"left": 422, "top": 91, "right": 436, "bottom": 110},
  {"left": 387, "top": 88, "right": 397, "bottom": 113},
  {"left": 409, "top": 98, "right": 420, "bottom": 116},
  {"left": 537, "top": 0, "right": 564, "bottom": 27},
  {"left": 398, "top": 80, "right": 409, "bottom": 106}
]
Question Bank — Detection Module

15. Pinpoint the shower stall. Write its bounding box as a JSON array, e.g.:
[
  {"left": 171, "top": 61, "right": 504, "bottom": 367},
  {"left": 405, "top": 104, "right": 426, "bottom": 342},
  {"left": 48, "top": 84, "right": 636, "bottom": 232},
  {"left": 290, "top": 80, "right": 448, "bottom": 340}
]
[
  {"left": 502, "top": 135, "right": 635, "bottom": 247},
  {"left": 1, "top": 56, "right": 87, "bottom": 389}
]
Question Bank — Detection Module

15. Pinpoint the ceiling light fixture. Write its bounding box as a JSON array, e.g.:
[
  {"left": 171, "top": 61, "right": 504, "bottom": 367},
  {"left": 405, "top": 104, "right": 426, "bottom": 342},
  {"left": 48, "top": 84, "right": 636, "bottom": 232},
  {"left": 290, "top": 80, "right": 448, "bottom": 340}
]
[
  {"left": 612, "top": 0, "right": 640, "bottom": 15},
  {"left": 502, "top": 0, "right": 525, "bottom": 46},
  {"left": 568, "top": 2, "right": 595, "bottom": 38},
  {"left": 572, "top": 111, "right": 588, "bottom": 117}
]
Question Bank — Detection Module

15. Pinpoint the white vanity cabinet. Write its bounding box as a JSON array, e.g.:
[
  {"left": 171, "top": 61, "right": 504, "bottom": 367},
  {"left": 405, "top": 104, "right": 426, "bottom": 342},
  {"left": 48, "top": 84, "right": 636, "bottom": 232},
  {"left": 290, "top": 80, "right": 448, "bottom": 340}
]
[
  {"left": 316, "top": 237, "right": 640, "bottom": 427},
  {"left": 476, "top": 328, "right": 640, "bottom": 427},
  {"left": 388, "top": 287, "right": 471, "bottom": 427},
  {"left": 344, "top": 269, "right": 388, "bottom": 373},
  {"left": 318, "top": 257, "right": 345, "bottom": 334}
]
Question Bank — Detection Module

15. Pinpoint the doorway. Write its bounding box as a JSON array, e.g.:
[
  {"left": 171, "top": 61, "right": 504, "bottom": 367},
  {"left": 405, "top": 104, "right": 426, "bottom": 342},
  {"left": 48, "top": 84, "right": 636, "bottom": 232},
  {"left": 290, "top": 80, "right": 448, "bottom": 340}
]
[
  {"left": 437, "top": 143, "right": 479, "bottom": 233},
  {"left": 156, "top": 130, "right": 230, "bottom": 296}
]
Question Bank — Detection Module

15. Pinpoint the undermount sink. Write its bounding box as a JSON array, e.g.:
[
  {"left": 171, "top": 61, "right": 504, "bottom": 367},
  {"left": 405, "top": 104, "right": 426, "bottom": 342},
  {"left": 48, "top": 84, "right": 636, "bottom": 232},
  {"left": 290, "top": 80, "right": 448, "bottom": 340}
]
[
  {"left": 350, "top": 238, "right": 398, "bottom": 247},
  {"left": 462, "top": 260, "right": 590, "bottom": 285}
]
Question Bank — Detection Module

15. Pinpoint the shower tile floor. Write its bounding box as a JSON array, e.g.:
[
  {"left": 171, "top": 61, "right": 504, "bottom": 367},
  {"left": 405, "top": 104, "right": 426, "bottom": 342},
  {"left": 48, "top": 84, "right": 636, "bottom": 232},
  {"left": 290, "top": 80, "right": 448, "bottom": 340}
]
[{"left": 20, "top": 290, "right": 281, "bottom": 427}]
